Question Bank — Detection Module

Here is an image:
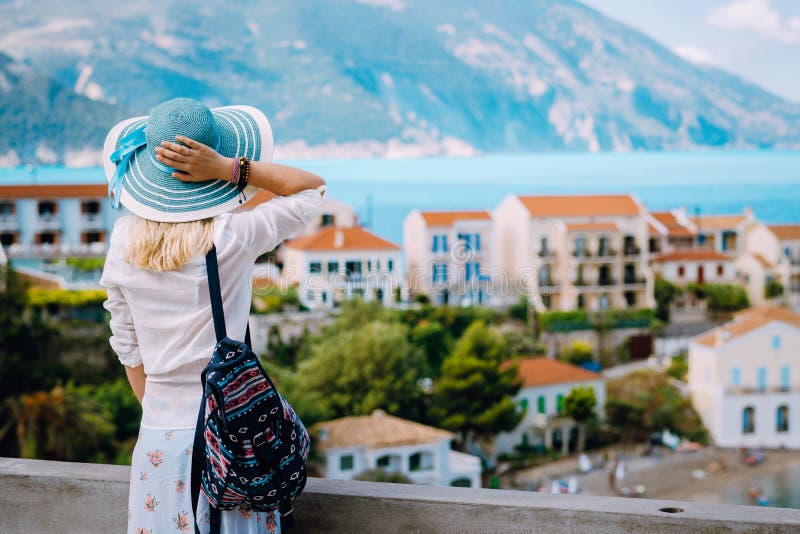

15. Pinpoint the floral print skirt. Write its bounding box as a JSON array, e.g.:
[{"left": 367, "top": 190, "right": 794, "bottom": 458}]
[{"left": 128, "top": 426, "right": 280, "bottom": 534}]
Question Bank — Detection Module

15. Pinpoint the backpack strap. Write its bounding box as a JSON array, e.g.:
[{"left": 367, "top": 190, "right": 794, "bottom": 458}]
[
  {"left": 205, "top": 246, "right": 227, "bottom": 342},
  {"left": 206, "top": 245, "right": 252, "bottom": 346},
  {"left": 191, "top": 371, "right": 208, "bottom": 534}
]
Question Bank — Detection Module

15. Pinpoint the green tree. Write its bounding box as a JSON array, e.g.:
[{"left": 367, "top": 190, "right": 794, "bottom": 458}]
[
  {"left": 765, "top": 279, "right": 784, "bottom": 299},
  {"left": 0, "top": 267, "right": 68, "bottom": 456},
  {"left": 295, "top": 320, "right": 426, "bottom": 420},
  {"left": 4, "top": 384, "right": 115, "bottom": 462},
  {"left": 562, "top": 340, "right": 594, "bottom": 366},
  {"left": 562, "top": 386, "right": 597, "bottom": 452},
  {"left": 409, "top": 319, "right": 453, "bottom": 378},
  {"left": 690, "top": 283, "right": 749, "bottom": 312},
  {"left": 606, "top": 369, "right": 708, "bottom": 444},
  {"left": 430, "top": 321, "right": 522, "bottom": 446},
  {"left": 654, "top": 278, "right": 682, "bottom": 322}
]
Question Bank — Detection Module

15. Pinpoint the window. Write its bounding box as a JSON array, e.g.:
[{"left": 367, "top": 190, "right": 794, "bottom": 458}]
[
  {"left": 556, "top": 394, "right": 564, "bottom": 414},
  {"left": 577, "top": 294, "right": 585, "bottom": 309},
  {"left": 574, "top": 237, "right": 586, "bottom": 256},
  {"left": 624, "top": 291, "right": 636, "bottom": 308},
  {"left": 731, "top": 367, "right": 741, "bottom": 386},
  {"left": 777, "top": 405, "right": 789, "bottom": 433},
  {"left": 327, "top": 261, "right": 339, "bottom": 274},
  {"left": 539, "top": 265, "right": 550, "bottom": 286},
  {"left": 321, "top": 213, "right": 336, "bottom": 227},
  {"left": 451, "top": 478, "right": 472, "bottom": 488},
  {"left": 38, "top": 201, "right": 57, "bottom": 216},
  {"left": 81, "top": 200, "right": 101, "bottom": 214},
  {"left": 0, "top": 202, "right": 14, "bottom": 215},
  {"left": 742, "top": 406, "right": 755, "bottom": 434},
  {"left": 717, "top": 264, "right": 724, "bottom": 276},
  {"left": 537, "top": 395, "right": 546, "bottom": 414},
  {"left": 540, "top": 237, "right": 549, "bottom": 256},
  {"left": 409, "top": 451, "right": 434, "bottom": 472},
  {"left": 345, "top": 260, "right": 362, "bottom": 276},
  {"left": 432, "top": 263, "right": 448, "bottom": 284},
  {"left": 758, "top": 366, "right": 767, "bottom": 392},
  {"left": 519, "top": 398, "right": 529, "bottom": 412},
  {"left": 781, "top": 366, "right": 790, "bottom": 391},
  {"left": 599, "top": 293, "right": 609, "bottom": 310},
  {"left": 387, "top": 259, "right": 394, "bottom": 272},
  {"left": 465, "top": 262, "right": 480, "bottom": 281},
  {"left": 0, "top": 233, "right": 17, "bottom": 246},
  {"left": 376, "top": 454, "right": 401, "bottom": 472},
  {"left": 309, "top": 262, "right": 322, "bottom": 274},
  {"left": 340, "top": 454, "right": 354, "bottom": 471},
  {"left": 678, "top": 265, "right": 685, "bottom": 277},
  {"left": 432, "top": 234, "right": 448, "bottom": 253},
  {"left": 772, "top": 335, "right": 782, "bottom": 350},
  {"left": 82, "top": 231, "right": 103, "bottom": 244}
]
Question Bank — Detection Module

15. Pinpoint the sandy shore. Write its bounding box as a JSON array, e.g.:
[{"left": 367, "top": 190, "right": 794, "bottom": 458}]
[{"left": 506, "top": 448, "right": 800, "bottom": 508}]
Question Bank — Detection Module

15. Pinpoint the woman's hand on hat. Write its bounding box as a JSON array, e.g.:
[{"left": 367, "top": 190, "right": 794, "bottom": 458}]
[{"left": 154, "top": 136, "right": 232, "bottom": 183}]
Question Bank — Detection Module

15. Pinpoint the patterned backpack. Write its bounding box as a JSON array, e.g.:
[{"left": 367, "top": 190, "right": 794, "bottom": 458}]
[{"left": 190, "top": 246, "right": 310, "bottom": 534}]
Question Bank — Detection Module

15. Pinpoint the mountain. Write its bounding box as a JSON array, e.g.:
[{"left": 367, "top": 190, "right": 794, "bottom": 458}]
[
  {"left": 0, "top": 53, "right": 128, "bottom": 165},
  {"left": 0, "top": 0, "right": 798, "bottom": 164}
]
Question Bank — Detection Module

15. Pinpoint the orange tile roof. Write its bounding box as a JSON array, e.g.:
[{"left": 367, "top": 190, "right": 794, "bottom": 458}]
[
  {"left": 651, "top": 211, "right": 695, "bottom": 238},
  {"left": 769, "top": 224, "right": 800, "bottom": 240},
  {"left": 692, "top": 214, "right": 747, "bottom": 231},
  {"left": 0, "top": 184, "right": 108, "bottom": 199},
  {"left": 419, "top": 210, "right": 491, "bottom": 226},
  {"left": 315, "top": 410, "right": 452, "bottom": 449},
  {"left": 284, "top": 226, "right": 399, "bottom": 251},
  {"left": 565, "top": 221, "right": 619, "bottom": 232},
  {"left": 517, "top": 194, "right": 641, "bottom": 218},
  {"left": 510, "top": 357, "right": 603, "bottom": 389},
  {"left": 694, "top": 306, "right": 800, "bottom": 347},
  {"left": 647, "top": 222, "right": 662, "bottom": 236},
  {"left": 653, "top": 250, "right": 731, "bottom": 262}
]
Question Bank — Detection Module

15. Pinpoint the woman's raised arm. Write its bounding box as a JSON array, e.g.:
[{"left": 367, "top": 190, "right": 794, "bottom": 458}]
[{"left": 154, "top": 135, "right": 325, "bottom": 195}]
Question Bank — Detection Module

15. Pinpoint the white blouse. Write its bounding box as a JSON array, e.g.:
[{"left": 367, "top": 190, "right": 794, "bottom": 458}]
[{"left": 100, "top": 185, "right": 326, "bottom": 429}]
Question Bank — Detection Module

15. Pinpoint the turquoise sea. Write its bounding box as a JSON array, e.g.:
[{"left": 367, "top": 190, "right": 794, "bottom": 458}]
[{"left": 2, "top": 150, "right": 799, "bottom": 244}]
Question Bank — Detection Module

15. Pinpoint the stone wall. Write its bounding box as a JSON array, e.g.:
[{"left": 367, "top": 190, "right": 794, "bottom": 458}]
[{"left": 2, "top": 457, "right": 800, "bottom": 533}]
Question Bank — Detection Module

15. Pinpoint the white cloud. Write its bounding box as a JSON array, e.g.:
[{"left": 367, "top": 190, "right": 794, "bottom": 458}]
[
  {"left": 355, "top": 0, "right": 407, "bottom": 12},
  {"left": 708, "top": 0, "right": 800, "bottom": 44},
  {"left": 436, "top": 23, "right": 455, "bottom": 36},
  {"left": 672, "top": 44, "right": 715, "bottom": 64}
]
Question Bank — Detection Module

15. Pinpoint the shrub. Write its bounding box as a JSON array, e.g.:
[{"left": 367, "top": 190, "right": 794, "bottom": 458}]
[
  {"left": 562, "top": 340, "right": 594, "bottom": 365},
  {"left": 765, "top": 279, "right": 784, "bottom": 299},
  {"left": 689, "top": 283, "right": 748, "bottom": 312}
]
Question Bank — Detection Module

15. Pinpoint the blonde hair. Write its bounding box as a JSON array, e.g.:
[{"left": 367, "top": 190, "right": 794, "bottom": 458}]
[{"left": 125, "top": 216, "right": 215, "bottom": 272}]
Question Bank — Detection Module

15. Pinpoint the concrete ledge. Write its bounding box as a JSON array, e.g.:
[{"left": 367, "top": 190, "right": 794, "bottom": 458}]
[{"left": 2, "top": 457, "right": 800, "bottom": 533}]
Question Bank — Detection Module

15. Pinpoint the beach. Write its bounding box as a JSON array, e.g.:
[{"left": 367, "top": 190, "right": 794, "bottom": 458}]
[{"left": 507, "top": 448, "right": 800, "bottom": 509}]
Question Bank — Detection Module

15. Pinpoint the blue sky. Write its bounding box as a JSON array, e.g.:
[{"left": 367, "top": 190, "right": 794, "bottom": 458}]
[{"left": 581, "top": 0, "right": 800, "bottom": 103}]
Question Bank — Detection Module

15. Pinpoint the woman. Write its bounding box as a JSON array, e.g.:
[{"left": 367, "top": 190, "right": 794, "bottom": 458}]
[{"left": 100, "top": 98, "right": 326, "bottom": 533}]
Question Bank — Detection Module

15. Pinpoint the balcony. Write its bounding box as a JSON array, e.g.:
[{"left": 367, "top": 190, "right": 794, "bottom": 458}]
[
  {"left": 725, "top": 385, "right": 800, "bottom": 396},
  {"left": 623, "top": 277, "right": 647, "bottom": 287},
  {"left": 2, "top": 457, "right": 798, "bottom": 533},
  {"left": 5, "top": 242, "right": 107, "bottom": 259},
  {"left": 36, "top": 215, "right": 61, "bottom": 231},
  {"left": 80, "top": 213, "right": 105, "bottom": 229},
  {"left": 623, "top": 245, "right": 642, "bottom": 257},
  {"left": 538, "top": 249, "right": 555, "bottom": 259},
  {"left": 598, "top": 278, "right": 616, "bottom": 287},
  {"left": 0, "top": 214, "right": 18, "bottom": 231}
]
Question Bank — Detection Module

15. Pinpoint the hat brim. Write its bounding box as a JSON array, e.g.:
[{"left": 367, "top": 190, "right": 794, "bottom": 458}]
[{"left": 102, "top": 105, "right": 271, "bottom": 223}]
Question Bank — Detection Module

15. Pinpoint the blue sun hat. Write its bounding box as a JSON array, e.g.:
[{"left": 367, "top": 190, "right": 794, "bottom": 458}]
[{"left": 102, "top": 98, "right": 272, "bottom": 222}]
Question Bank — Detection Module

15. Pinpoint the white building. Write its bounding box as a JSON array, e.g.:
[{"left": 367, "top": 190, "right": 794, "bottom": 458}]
[
  {"left": 742, "top": 224, "right": 800, "bottom": 307},
  {"left": 495, "top": 358, "right": 606, "bottom": 456},
  {"left": 403, "top": 210, "right": 494, "bottom": 306},
  {"left": 692, "top": 209, "right": 757, "bottom": 255},
  {"left": 0, "top": 183, "right": 120, "bottom": 259},
  {"left": 282, "top": 226, "right": 402, "bottom": 309},
  {"left": 493, "top": 194, "right": 653, "bottom": 312},
  {"left": 652, "top": 250, "right": 736, "bottom": 286},
  {"left": 647, "top": 209, "right": 695, "bottom": 255},
  {"left": 315, "top": 410, "right": 482, "bottom": 488},
  {"left": 688, "top": 306, "right": 800, "bottom": 448}
]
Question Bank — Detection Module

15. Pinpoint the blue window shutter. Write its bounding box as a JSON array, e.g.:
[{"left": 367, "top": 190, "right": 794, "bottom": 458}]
[
  {"left": 781, "top": 366, "right": 790, "bottom": 389},
  {"left": 731, "top": 367, "right": 740, "bottom": 386},
  {"left": 758, "top": 367, "right": 767, "bottom": 391},
  {"left": 442, "top": 235, "right": 448, "bottom": 252}
]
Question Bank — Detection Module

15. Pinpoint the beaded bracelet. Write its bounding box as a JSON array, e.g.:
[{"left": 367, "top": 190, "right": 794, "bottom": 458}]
[
  {"left": 237, "top": 157, "right": 250, "bottom": 191},
  {"left": 230, "top": 157, "right": 241, "bottom": 184}
]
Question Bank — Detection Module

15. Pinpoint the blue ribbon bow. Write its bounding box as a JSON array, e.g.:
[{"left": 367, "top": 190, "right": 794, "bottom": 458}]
[{"left": 109, "top": 124, "right": 147, "bottom": 209}]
